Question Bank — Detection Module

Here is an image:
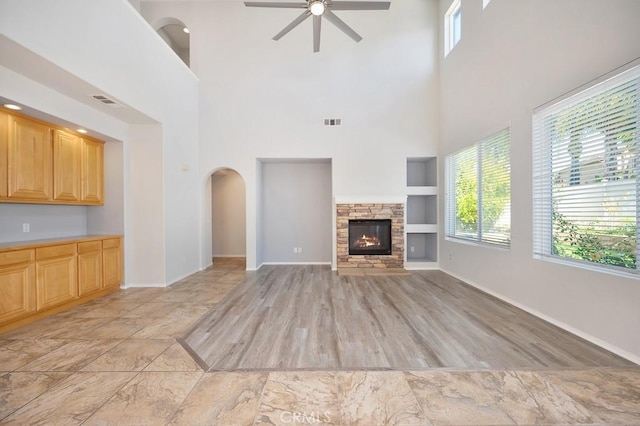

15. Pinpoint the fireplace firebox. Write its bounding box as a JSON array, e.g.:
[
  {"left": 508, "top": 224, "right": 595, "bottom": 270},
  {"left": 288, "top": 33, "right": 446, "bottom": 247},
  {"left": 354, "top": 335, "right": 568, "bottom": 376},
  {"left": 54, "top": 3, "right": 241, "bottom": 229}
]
[{"left": 348, "top": 219, "right": 392, "bottom": 256}]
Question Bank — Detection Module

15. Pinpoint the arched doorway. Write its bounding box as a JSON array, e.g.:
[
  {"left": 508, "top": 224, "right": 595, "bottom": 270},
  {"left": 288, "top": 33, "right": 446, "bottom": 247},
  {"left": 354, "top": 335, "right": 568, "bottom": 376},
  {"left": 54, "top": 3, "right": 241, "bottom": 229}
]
[
  {"left": 152, "top": 17, "right": 190, "bottom": 67},
  {"left": 211, "top": 168, "right": 246, "bottom": 265}
]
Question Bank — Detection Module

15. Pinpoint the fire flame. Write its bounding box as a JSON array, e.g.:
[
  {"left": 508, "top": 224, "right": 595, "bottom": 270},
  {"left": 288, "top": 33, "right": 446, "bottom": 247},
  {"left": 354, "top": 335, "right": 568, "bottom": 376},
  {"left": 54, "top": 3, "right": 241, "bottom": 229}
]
[{"left": 353, "top": 234, "right": 382, "bottom": 249}]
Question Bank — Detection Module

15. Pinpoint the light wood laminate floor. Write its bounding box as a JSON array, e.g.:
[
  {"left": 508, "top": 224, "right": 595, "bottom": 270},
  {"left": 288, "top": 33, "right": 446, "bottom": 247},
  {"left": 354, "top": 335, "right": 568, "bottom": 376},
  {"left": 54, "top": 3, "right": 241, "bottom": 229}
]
[
  {"left": 1, "top": 260, "right": 639, "bottom": 425},
  {"left": 180, "top": 265, "right": 634, "bottom": 371}
]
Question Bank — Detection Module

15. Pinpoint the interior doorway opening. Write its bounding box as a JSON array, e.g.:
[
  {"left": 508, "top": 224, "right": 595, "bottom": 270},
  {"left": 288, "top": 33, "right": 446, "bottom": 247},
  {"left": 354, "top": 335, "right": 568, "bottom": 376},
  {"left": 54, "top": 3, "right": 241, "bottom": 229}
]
[{"left": 211, "top": 168, "right": 246, "bottom": 266}]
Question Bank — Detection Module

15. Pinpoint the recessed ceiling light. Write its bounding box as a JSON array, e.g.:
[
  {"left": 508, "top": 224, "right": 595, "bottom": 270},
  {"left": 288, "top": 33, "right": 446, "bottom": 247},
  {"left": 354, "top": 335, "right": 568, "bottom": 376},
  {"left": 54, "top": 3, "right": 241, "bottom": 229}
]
[
  {"left": 3, "top": 103, "right": 22, "bottom": 111},
  {"left": 183, "top": 27, "right": 190, "bottom": 34},
  {"left": 77, "top": 128, "right": 88, "bottom": 134}
]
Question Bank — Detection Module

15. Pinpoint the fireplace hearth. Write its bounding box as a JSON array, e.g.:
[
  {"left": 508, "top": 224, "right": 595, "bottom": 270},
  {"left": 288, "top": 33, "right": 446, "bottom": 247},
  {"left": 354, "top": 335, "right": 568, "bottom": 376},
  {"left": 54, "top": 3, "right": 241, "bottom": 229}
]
[{"left": 349, "top": 219, "right": 392, "bottom": 256}]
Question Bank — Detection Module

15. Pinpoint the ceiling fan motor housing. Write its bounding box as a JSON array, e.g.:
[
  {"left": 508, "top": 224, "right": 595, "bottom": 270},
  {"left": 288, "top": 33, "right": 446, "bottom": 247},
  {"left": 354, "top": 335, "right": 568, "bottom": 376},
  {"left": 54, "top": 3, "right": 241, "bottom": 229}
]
[
  {"left": 309, "top": 1, "right": 327, "bottom": 16},
  {"left": 244, "top": 1, "right": 391, "bottom": 52}
]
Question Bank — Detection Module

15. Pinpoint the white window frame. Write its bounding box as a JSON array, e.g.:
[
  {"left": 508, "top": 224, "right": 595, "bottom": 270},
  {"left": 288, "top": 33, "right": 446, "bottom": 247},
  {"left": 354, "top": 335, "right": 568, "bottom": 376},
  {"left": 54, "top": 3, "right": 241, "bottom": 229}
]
[
  {"left": 445, "top": 128, "right": 511, "bottom": 248},
  {"left": 444, "top": 0, "right": 461, "bottom": 57},
  {"left": 532, "top": 61, "right": 640, "bottom": 278}
]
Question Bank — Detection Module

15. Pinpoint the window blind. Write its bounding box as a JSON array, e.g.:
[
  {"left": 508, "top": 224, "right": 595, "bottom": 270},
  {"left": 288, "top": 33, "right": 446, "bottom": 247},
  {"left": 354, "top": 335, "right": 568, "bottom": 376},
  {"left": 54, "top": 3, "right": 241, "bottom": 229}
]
[
  {"left": 445, "top": 128, "right": 511, "bottom": 247},
  {"left": 533, "top": 63, "right": 640, "bottom": 274}
]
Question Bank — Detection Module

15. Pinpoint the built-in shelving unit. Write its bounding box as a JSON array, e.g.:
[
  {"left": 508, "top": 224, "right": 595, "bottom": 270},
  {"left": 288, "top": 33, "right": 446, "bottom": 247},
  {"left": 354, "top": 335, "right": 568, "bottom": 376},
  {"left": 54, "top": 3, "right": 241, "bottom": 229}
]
[{"left": 405, "top": 157, "right": 438, "bottom": 269}]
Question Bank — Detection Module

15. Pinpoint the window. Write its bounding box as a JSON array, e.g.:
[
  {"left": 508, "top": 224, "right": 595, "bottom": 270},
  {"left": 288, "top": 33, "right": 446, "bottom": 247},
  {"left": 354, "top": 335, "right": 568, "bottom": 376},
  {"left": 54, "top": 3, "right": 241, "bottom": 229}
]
[
  {"left": 446, "top": 128, "right": 511, "bottom": 247},
  {"left": 444, "top": 0, "right": 461, "bottom": 57},
  {"left": 533, "top": 63, "right": 640, "bottom": 276}
]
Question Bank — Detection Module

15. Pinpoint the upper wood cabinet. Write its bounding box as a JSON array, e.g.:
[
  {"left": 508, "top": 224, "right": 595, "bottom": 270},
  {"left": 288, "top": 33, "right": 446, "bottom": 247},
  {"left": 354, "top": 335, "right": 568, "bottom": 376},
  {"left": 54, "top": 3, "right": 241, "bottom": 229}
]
[
  {"left": 53, "top": 129, "right": 82, "bottom": 202},
  {"left": 52, "top": 130, "right": 104, "bottom": 205},
  {"left": 0, "top": 111, "right": 7, "bottom": 198},
  {"left": 7, "top": 114, "right": 53, "bottom": 201},
  {"left": 0, "top": 111, "right": 104, "bottom": 206},
  {"left": 81, "top": 137, "right": 104, "bottom": 204}
]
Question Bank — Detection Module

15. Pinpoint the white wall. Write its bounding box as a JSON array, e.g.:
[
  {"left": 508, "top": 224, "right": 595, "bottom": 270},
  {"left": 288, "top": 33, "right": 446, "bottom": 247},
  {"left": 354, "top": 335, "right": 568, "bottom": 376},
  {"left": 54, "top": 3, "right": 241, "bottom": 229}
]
[
  {"left": 140, "top": 0, "right": 440, "bottom": 270},
  {"left": 87, "top": 142, "right": 125, "bottom": 236},
  {"left": 438, "top": 0, "right": 640, "bottom": 362},
  {"left": 0, "top": 0, "right": 200, "bottom": 286},
  {"left": 261, "top": 160, "right": 332, "bottom": 264},
  {"left": 211, "top": 169, "right": 246, "bottom": 257}
]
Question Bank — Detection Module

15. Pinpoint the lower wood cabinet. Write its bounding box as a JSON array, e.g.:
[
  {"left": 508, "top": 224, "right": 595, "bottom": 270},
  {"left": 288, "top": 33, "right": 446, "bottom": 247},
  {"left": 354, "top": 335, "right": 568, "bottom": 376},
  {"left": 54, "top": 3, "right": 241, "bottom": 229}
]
[
  {"left": 78, "top": 241, "right": 103, "bottom": 296},
  {"left": 0, "top": 250, "right": 36, "bottom": 324},
  {"left": 35, "top": 244, "right": 78, "bottom": 311},
  {"left": 0, "top": 236, "right": 123, "bottom": 333},
  {"left": 103, "top": 238, "right": 122, "bottom": 289}
]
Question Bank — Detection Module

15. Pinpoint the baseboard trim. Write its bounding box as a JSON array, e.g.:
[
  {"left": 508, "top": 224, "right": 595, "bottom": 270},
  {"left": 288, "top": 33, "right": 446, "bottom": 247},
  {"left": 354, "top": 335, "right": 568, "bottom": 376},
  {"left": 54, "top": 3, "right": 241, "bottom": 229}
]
[
  {"left": 246, "top": 262, "right": 264, "bottom": 272},
  {"left": 405, "top": 265, "right": 440, "bottom": 271},
  {"left": 212, "top": 254, "right": 246, "bottom": 258},
  {"left": 440, "top": 268, "right": 640, "bottom": 366},
  {"left": 261, "top": 262, "right": 332, "bottom": 266},
  {"left": 124, "top": 282, "right": 169, "bottom": 288}
]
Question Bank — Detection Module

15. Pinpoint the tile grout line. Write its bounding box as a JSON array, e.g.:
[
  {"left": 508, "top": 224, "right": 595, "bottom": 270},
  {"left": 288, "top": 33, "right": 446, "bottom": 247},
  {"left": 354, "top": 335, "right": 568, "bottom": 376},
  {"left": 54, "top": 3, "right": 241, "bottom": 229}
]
[{"left": 252, "top": 371, "right": 271, "bottom": 426}]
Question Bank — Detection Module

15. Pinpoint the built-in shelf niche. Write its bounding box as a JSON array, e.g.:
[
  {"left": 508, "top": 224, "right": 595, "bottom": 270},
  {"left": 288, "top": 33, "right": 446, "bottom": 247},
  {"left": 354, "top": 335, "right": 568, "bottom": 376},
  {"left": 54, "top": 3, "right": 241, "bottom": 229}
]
[
  {"left": 407, "top": 232, "right": 437, "bottom": 263},
  {"left": 407, "top": 157, "right": 437, "bottom": 187},
  {"left": 405, "top": 156, "right": 438, "bottom": 268},
  {"left": 407, "top": 195, "right": 437, "bottom": 225}
]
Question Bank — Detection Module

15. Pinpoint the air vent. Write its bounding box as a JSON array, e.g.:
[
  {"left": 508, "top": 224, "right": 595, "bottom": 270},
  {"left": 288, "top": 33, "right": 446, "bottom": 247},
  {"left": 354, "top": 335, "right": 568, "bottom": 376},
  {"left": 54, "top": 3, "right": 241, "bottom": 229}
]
[
  {"left": 324, "top": 118, "right": 342, "bottom": 126},
  {"left": 90, "top": 94, "right": 124, "bottom": 108}
]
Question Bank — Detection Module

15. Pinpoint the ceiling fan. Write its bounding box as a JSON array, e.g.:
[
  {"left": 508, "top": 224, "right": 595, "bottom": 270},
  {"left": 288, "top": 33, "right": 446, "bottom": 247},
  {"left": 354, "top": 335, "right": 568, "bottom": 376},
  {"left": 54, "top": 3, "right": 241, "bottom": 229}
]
[{"left": 244, "top": 1, "right": 391, "bottom": 53}]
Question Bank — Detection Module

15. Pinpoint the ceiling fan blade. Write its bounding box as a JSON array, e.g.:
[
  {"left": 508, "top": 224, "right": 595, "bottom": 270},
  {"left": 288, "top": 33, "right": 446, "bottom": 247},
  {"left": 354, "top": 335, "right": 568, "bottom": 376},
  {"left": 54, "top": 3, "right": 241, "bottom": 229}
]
[
  {"left": 244, "top": 2, "right": 307, "bottom": 8},
  {"left": 323, "top": 9, "right": 362, "bottom": 42},
  {"left": 313, "top": 15, "right": 321, "bottom": 52},
  {"left": 329, "top": 1, "right": 391, "bottom": 10},
  {"left": 273, "top": 10, "right": 312, "bottom": 40}
]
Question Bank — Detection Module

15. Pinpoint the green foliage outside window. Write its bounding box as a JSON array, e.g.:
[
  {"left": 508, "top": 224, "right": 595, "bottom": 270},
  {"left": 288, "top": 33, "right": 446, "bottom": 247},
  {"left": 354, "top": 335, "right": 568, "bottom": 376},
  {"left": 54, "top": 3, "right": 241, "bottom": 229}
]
[{"left": 552, "top": 210, "right": 636, "bottom": 269}]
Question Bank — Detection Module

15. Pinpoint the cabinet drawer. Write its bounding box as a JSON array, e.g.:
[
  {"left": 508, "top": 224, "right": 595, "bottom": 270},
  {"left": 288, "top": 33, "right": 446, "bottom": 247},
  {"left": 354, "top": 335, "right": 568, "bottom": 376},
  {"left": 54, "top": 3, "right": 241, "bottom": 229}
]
[
  {"left": 36, "top": 244, "right": 76, "bottom": 260},
  {"left": 78, "top": 241, "right": 102, "bottom": 254},
  {"left": 0, "top": 249, "right": 35, "bottom": 267},
  {"left": 102, "top": 238, "right": 121, "bottom": 249}
]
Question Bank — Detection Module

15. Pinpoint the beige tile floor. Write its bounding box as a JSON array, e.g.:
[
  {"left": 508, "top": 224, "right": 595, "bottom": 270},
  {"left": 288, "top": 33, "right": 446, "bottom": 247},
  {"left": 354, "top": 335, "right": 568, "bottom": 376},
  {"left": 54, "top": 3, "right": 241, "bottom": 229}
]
[{"left": 1, "top": 258, "right": 639, "bottom": 425}]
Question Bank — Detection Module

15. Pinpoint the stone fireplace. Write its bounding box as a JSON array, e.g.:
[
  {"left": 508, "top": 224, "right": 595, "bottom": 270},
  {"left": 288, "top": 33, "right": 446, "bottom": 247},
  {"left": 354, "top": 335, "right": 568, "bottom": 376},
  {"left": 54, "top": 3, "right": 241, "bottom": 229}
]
[{"left": 336, "top": 202, "right": 404, "bottom": 269}]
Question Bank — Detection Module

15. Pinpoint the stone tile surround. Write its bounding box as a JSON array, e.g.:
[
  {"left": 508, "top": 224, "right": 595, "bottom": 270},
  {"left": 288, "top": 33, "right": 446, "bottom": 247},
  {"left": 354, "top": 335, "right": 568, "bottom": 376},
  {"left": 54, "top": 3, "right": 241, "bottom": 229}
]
[{"left": 336, "top": 203, "right": 404, "bottom": 269}]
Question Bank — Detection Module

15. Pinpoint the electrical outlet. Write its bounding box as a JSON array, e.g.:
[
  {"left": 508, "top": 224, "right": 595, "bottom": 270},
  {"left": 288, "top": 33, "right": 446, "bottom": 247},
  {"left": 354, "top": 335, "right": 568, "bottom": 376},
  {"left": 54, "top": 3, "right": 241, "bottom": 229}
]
[
  {"left": 410, "top": 246, "right": 415, "bottom": 253},
  {"left": 22, "top": 223, "right": 30, "bottom": 233},
  {"left": 298, "top": 247, "right": 302, "bottom": 253},
  {"left": 293, "top": 247, "right": 297, "bottom": 253}
]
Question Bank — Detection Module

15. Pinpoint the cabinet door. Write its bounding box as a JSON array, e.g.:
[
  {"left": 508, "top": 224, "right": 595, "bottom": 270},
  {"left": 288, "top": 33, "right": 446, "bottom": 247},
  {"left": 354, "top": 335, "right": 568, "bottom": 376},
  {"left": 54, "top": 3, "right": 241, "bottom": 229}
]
[
  {"left": 36, "top": 256, "right": 77, "bottom": 311},
  {"left": 78, "top": 244, "right": 103, "bottom": 296},
  {"left": 0, "top": 111, "right": 8, "bottom": 198},
  {"left": 103, "top": 239, "right": 122, "bottom": 289},
  {"left": 0, "top": 263, "right": 36, "bottom": 324},
  {"left": 53, "top": 130, "right": 81, "bottom": 202},
  {"left": 7, "top": 115, "right": 53, "bottom": 200},
  {"left": 81, "top": 138, "right": 104, "bottom": 204}
]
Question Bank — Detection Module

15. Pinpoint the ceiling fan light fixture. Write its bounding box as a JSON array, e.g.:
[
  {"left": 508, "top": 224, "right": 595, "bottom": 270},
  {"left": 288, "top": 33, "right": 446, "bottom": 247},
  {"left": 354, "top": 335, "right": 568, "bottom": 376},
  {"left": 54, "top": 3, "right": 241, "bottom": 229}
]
[{"left": 309, "top": 0, "right": 326, "bottom": 16}]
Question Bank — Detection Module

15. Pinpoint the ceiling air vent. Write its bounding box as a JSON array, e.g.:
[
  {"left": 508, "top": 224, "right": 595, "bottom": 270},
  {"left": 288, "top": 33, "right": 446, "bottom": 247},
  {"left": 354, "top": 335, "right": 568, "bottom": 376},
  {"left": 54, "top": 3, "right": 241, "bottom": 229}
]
[
  {"left": 90, "top": 94, "right": 124, "bottom": 108},
  {"left": 324, "top": 118, "right": 342, "bottom": 126}
]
